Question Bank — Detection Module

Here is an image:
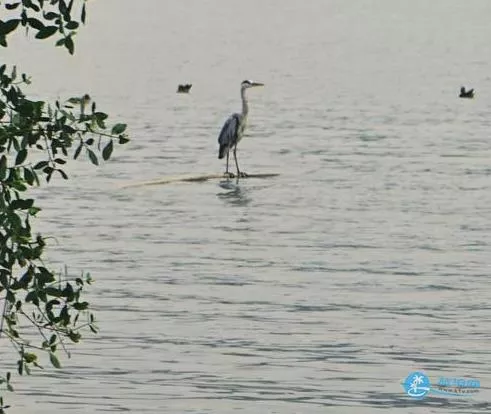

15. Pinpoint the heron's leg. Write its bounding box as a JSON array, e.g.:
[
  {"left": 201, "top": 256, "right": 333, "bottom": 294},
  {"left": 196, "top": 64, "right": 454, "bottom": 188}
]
[
  {"left": 223, "top": 150, "right": 234, "bottom": 178},
  {"left": 233, "top": 146, "right": 248, "bottom": 178}
]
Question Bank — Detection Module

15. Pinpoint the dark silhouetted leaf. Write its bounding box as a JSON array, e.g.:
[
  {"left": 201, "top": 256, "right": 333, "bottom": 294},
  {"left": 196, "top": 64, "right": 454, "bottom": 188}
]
[
  {"left": 62, "top": 124, "right": 76, "bottom": 134},
  {"left": 24, "top": 167, "right": 35, "bottom": 185},
  {"left": 25, "top": 1, "right": 40, "bottom": 12},
  {"left": 44, "top": 12, "right": 59, "bottom": 20},
  {"left": 33, "top": 160, "right": 49, "bottom": 170},
  {"left": 0, "top": 155, "right": 7, "bottom": 179},
  {"left": 73, "top": 301, "right": 89, "bottom": 311},
  {"left": 0, "top": 19, "right": 20, "bottom": 36},
  {"left": 102, "top": 140, "right": 113, "bottom": 161},
  {"left": 27, "top": 18, "right": 45, "bottom": 30},
  {"left": 65, "top": 21, "right": 78, "bottom": 30},
  {"left": 49, "top": 352, "right": 61, "bottom": 369},
  {"left": 10, "top": 199, "right": 34, "bottom": 210},
  {"left": 25, "top": 291, "right": 39, "bottom": 305},
  {"left": 81, "top": 4, "right": 86, "bottom": 24},
  {"left": 111, "top": 123, "right": 126, "bottom": 135},
  {"left": 15, "top": 149, "right": 27, "bottom": 165},
  {"left": 94, "top": 112, "right": 108, "bottom": 128},
  {"left": 58, "top": 169, "right": 68, "bottom": 179},
  {"left": 87, "top": 149, "right": 98, "bottom": 165},
  {"left": 73, "top": 141, "right": 83, "bottom": 159},
  {"left": 35, "top": 26, "right": 58, "bottom": 39},
  {"left": 68, "top": 330, "right": 81, "bottom": 342},
  {"left": 5, "top": 3, "right": 21, "bottom": 10},
  {"left": 65, "top": 35, "right": 74, "bottom": 54},
  {"left": 23, "top": 353, "right": 37, "bottom": 363}
]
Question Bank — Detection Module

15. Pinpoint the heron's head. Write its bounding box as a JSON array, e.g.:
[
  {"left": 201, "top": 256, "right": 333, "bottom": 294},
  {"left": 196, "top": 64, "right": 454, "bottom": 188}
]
[{"left": 241, "top": 80, "right": 264, "bottom": 89}]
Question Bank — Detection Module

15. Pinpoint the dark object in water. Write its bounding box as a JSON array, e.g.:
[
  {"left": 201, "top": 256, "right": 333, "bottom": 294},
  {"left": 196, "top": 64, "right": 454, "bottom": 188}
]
[
  {"left": 177, "top": 84, "right": 192, "bottom": 93},
  {"left": 459, "top": 86, "right": 474, "bottom": 99},
  {"left": 120, "top": 172, "right": 280, "bottom": 188}
]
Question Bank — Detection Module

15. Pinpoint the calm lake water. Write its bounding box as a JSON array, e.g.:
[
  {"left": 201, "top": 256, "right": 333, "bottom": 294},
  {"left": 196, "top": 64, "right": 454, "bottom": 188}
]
[{"left": 2, "top": 0, "right": 491, "bottom": 412}]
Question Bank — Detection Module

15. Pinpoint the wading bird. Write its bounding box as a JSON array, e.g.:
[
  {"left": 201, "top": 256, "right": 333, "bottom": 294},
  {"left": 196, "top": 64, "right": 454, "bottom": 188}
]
[
  {"left": 459, "top": 86, "right": 474, "bottom": 99},
  {"left": 177, "top": 84, "right": 192, "bottom": 93},
  {"left": 218, "top": 80, "right": 264, "bottom": 178}
]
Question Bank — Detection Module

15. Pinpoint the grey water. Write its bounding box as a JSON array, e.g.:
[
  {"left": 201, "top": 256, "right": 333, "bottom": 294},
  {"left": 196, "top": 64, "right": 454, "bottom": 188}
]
[{"left": 2, "top": 0, "right": 491, "bottom": 412}]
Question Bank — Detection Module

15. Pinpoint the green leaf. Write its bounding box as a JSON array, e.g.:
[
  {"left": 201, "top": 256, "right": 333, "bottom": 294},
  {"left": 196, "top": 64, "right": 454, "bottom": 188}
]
[
  {"left": 118, "top": 136, "right": 130, "bottom": 144},
  {"left": 65, "top": 36, "right": 74, "bottom": 55},
  {"left": 45, "top": 287, "right": 63, "bottom": 297},
  {"left": 49, "top": 352, "right": 61, "bottom": 369},
  {"left": 87, "top": 148, "right": 98, "bottom": 165},
  {"left": 24, "top": 168, "right": 35, "bottom": 185},
  {"left": 65, "top": 21, "right": 79, "bottom": 30},
  {"left": 27, "top": 18, "right": 45, "bottom": 31},
  {"left": 73, "top": 301, "right": 89, "bottom": 311},
  {"left": 33, "top": 160, "right": 49, "bottom": 170},
  {"left": 23, "top": 353, "right": 37, "bottom": 363},
  {"left": 111, "top": 123, "right": 127, "bottom": 135},
  {"left": 68, "top": 330, "right": 81, "bottom": 342},
  {"left": 6, "top": 3, "right": 21, "bottom": 10},
  {"left": 15, "top": 149, "right": 27, "bottom": 165},
  {"left": 6, "top": 290, "right": 15, "bottom": 303},
  {"left": 26, "top": 1, "right": 40, "bottom": 12},
  {"left": 0, "top": 19, "right": 20, "bottom": 36},
  {"left": 94, "top": 112, "right": 108, "bottom": 128},
  {"left": 102, "top": 139, "right": 113, "bottom": 161},
  {"left": 74, "top": 141, "right": 83, "bottom": 159},
  {"left": 59, "top": 0, "right": 70, "bottom": 20},
  {"left": 38, "top": 267, "right": 55, "bottom": 284},
  {"left": 25, "top": 291, "right": 39, "bottom": 305},
  {"left": 44, "top": 12, "right": 59, "bottom": 20},
  {"left": 35, "top": 26, "right": 58, "bottom": 39},
  {"left": 0, "top": 273, "right": 8, "bottom": 289},
  {"left": 28, "top": 206, "right": 41, "bottom": 215},
  {"left": 81, "top": 4, "right": 86, "bottom": 24},
  {"left": 58, "top": 169, "right": 68, "bottom": 180},
  {"left": 10, "top": 199, "right": 34, "bottom": 210},
  {"left": 0, "top": 155, "right": 7, "bottom": 180}
]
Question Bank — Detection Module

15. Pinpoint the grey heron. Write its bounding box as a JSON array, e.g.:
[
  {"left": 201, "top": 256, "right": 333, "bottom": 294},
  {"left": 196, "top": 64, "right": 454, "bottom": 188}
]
[{"left": 218, "top": 79, "right": 264, "bottom": 178}]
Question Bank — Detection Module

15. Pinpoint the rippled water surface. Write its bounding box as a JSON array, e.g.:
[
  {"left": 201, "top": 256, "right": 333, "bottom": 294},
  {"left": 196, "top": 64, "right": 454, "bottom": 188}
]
[{"left": 3, "top": 0, "right": 491, "bottom": 412}]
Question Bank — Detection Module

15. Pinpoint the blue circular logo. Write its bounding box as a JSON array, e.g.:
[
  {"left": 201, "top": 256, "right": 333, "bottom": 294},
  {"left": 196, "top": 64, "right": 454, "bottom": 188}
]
[{"left": 403, "top": 372, "right": 431, "bottom": 398}]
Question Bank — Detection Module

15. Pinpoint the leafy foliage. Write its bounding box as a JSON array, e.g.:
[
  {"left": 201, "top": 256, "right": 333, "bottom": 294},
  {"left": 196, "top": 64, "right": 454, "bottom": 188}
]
[
  {"left": 0, "top": 0, "right": 88, "bottom": 55},
  {"left": 0, "top": 1, "right": 129, "bottom": 411}
]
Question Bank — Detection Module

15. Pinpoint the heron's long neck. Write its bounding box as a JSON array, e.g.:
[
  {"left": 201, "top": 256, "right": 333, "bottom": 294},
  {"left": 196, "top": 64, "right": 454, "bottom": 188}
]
[{"left": 241, "top": 87, "right": 249, "bottom": 118}]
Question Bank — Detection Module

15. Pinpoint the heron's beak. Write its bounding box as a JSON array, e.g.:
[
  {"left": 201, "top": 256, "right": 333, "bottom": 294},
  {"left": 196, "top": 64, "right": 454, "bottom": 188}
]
[{"left": 251, "top": 82, "right": 264, "bottom": 87}]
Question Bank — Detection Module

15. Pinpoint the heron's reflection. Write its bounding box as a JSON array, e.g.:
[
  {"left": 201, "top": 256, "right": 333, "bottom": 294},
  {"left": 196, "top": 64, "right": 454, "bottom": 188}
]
[{"left": 216, "top": 179, "right": 251, "bottom": 206}]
